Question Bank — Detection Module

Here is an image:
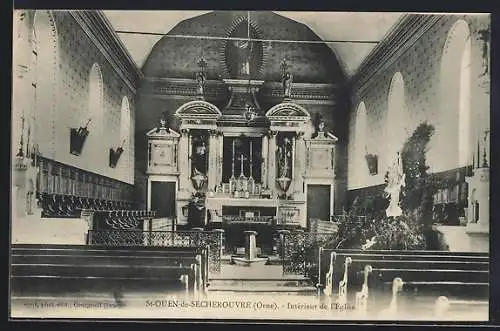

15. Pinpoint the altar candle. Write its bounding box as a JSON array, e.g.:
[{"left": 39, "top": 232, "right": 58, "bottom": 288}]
[
  {"left": 249, "top": 140, "right": 253, "bottom": 178},
  {"left": 232, "top": 139, "right": 235, "bottom": 177}
]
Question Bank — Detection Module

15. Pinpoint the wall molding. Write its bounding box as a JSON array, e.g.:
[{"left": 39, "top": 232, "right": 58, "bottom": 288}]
[
  {"left": 140, "top": 77, "right": 339, "bottom": 104},
  {"left": 351, "top": 14, "right": 442, "bottom": 96},
  {"left": 69, "top": 10, "right": 143, "bottom": 93}
]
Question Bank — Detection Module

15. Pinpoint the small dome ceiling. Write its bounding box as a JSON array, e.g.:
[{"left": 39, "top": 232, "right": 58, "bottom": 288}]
[{"left": 103, "top": 10, "right": 403, "bottom": 77}]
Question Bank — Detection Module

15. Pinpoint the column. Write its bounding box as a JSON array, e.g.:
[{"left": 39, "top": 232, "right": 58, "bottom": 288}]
[
  {"left": 267, "top": 131, "right": 277, "bottom": 193},
  {"left": 207, "top": 130, "right": 218, "bottom": 191},
  {"left": 288, "top": 135, "right": 297, "bottom": 194},
  {"left": 217, "top": 131, "right": 224, "bottom": 187},
  {"left": 293, "top": 132, "right": 305, "bottom": 197},
  {"left": 178, "top": 129, "right": 190, "bottom": 191},
  {"left": 261, "top": 134, "right": 268, "bottom": 188}
]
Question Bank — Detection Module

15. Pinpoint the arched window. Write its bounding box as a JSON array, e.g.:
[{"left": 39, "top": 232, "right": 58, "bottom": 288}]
[
  {"left": 31, "top": 10, "right": 58, "bottom": 158},
  {"left": 386, "top": 72, "right": 408, "bottom": 171},
  {"left": 119, "top": 96, "right": 131, "bottom": 178},
  {"left": 440, "top": 20, "right": 472, "bottom": 168},
  {"left": 354, "top": 102, "right": 368, "bottom": 186},
  {"left": 86, "top": 63, "right": 104, "bottom": 164}
]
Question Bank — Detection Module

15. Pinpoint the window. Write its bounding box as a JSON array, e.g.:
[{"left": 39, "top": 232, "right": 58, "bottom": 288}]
[{"left": 353, "top": 102, "right": 367, "bottom": 186}]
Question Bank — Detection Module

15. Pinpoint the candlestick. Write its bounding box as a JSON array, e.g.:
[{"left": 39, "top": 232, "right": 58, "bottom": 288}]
[
  {"left": 239, "top": 154, "right": 246, "bottom": 178},
  {"left": 231, "top": 139, "right": 235, "bottom": 178},
  {"left": 249, "top": 140, "right": 253, "bottom": 178}
]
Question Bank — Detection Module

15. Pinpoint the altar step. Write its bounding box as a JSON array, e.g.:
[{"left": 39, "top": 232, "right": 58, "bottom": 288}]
[{"left": 208, "top": 278, "right": 317, "bottom": 295}]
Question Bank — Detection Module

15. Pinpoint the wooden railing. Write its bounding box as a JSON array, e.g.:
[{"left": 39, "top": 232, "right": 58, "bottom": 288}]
[{"left": 34, "top": 157, "right": 135, "bottom": 218}]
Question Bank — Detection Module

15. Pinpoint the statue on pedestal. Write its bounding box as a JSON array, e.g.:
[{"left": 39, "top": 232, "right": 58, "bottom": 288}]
[
  {"left": 191, "top": 135, "right": 208, "bottom": 190},
  {"left": 281, "top": 58, "right": 293, "bottom": 100},
  {"left": 195, "top": 57, "right": 207, "bottom": 97},
  {"left": 384, "top": 152, "right": 405, "bottom": 217},
  {"left": 277, "top": 136, "right": 293, "bottom": 193}
]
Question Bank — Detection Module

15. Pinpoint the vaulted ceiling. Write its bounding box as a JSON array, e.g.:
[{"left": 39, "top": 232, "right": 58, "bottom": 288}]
[{"left": 103, "top": 11, "right": 404, "bottom": 77}]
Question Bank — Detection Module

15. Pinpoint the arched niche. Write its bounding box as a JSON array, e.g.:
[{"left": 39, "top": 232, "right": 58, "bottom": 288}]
[
  {"left": 85, "top": 63, "right": 105, "bottom": 165},
  {"left": 385, "top": 72, "right": 408, "bottom": 171},
  {"left": 440, "top": 19, "right": 472, "bottom": 169},
  {"left": 120, "top": 96, "right": 132, "bottom": 179},
  {"left": 31, "top": 10, "right": 59, "bottom": 158},
  {"left": 352, "top": 101, "right": 368, "bottom": 187}
]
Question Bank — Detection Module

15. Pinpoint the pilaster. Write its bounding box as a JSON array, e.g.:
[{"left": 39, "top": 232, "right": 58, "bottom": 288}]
[
  {"left": 178, "top": 129, "right": 190, "bottom": 192},
  {"left": 207, "top": 130, "right": 218, "bottom": 191},
  {"left": 293, "top": 132, "right": 306, "bottom": 198},
  {"left": 261, "top": 134, "right": 269, "bottom": 189},
  {"left": 267, "top": 131, "right": 277, "bottom": 194}
]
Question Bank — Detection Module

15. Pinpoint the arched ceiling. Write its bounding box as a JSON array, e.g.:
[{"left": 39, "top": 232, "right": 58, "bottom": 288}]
[{"left": 103, "top": 10, "right": 404, "bottom": 77}]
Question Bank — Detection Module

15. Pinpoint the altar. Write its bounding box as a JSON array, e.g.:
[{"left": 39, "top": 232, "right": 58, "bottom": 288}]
[{"left": 144, "top": 47, "right": 338, "bottom": 250}]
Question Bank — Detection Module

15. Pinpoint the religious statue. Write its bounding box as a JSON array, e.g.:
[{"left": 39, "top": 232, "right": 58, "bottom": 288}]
[
  {"left": 280, "top": 57, "right": 294, "bottom": 100},
  {"left": 192, "top": 139, "right": 207, "bottom": 174},
  {"left": 191, "top": 136, "right": 208, "bottom": 190},
  {"left": 195, "top": 57, "right": 207, "bottom": 97},
  {"left": 195, "top": 71, "right": 206, "bottom": 96},
  {"left": 156, "top": 112, "right": 170, "bottom": 133},
  {"left": 276, "top": 136, "right": 293, "bottom": 194},
  {"left": 282, "top": 71, "right": 293, "bottom": 99},
  {"left": 188, "top": 192, "right": 205, "bottom": 228},
  {"left": 233, "top": 39, "right": 252, "bottom": 76},
  {"left": 384, "top": 152, "right": 406, "bottom": 217}
]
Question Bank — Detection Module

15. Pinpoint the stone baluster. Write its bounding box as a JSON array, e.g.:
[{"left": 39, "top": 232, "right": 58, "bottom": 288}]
[
  {"left": 267, "top": 131, "right": 277, "bottom": 194},
  {"left": 323, "top": 251, "right": 337, "bottom": 297},
  {"left": 379, "top": 277, "right": 403, "bottom": 317},
  {"left": 434, "top": 296, "right": 450, "bottom": 318},
  {"left": 337, "top": 256, "right": 352, "bottom": 307},
  {"left": 355, "top": 265, "right": 373, "bottom": 315}
]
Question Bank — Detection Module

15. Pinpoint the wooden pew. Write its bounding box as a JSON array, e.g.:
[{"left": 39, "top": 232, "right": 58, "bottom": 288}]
[
  {"left": 11, "top": 244, "right": 208, "bottom": 300},
  {"left": 317, "top": 248, "right": 489, "bottom": 315}
]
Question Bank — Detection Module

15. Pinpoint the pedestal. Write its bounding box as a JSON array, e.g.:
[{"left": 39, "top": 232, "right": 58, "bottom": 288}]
[
  {"left": 213, "top": 229, "right": 225, "bottom": 256},
  {"left": 232, "top": 230, "right": 267, "bottom": 266},
  {"left": 244, "top": 230, "right": 258, "bottom": 260}
]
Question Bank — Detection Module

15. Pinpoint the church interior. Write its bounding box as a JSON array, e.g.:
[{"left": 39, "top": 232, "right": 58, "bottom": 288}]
[{"left": 11, "top": 10, "right": 490, "bottom": 320}]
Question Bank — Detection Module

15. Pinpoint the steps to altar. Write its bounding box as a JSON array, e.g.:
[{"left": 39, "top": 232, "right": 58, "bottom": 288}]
[{"left": 207, "top": 262, "right": 317, "bottom": 296}]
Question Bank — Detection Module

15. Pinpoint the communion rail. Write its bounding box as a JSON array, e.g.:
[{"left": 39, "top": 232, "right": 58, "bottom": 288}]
[{"left": 87, "top": 230, "right": 222, "bottom": 274}]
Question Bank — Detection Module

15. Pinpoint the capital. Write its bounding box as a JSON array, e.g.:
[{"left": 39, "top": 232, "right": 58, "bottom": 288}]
[{"left": 267, "top": 130, "right": 278, "bottom": 138}]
